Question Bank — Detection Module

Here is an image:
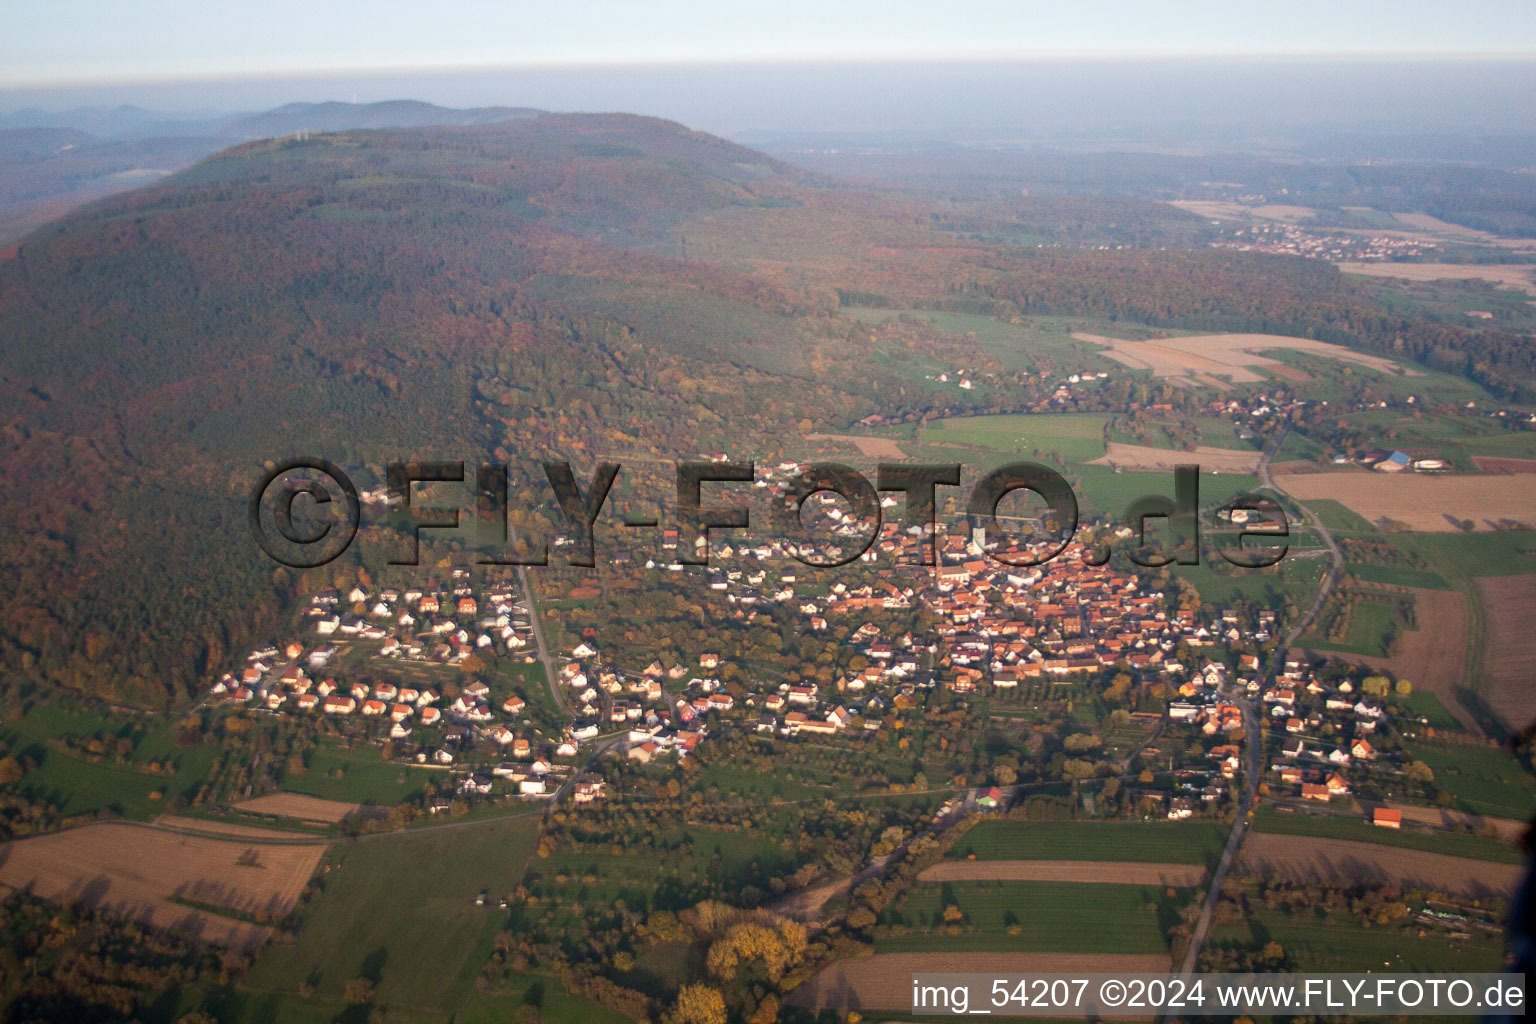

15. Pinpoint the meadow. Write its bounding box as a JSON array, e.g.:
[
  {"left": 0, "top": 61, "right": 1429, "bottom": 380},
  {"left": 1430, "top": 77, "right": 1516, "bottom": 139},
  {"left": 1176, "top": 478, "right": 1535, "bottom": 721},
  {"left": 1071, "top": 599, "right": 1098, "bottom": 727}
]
[
  {"left": 876, "top": 880, "right": 1177, "bottom": 954},
  {"left": 1251, "top": 804, "right": 1522, "bottom": 865},
  {"left": 949, "top": 820, "right": 1227, "bottom": 866}
]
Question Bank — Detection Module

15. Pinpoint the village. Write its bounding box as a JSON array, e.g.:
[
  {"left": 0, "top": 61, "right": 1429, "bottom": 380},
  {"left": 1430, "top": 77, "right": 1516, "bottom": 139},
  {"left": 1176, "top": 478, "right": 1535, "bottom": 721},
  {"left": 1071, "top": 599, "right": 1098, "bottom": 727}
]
[{"left": 209, "top": 451, "right": 1428, "bottom": 831}]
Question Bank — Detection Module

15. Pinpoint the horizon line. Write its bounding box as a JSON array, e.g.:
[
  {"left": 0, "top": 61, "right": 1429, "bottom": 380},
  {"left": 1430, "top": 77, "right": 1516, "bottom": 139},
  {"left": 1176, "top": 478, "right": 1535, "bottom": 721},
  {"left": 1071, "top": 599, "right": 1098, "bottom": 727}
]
[{"left": 4, "top": 50, "right": 1535, "bottom": 94}]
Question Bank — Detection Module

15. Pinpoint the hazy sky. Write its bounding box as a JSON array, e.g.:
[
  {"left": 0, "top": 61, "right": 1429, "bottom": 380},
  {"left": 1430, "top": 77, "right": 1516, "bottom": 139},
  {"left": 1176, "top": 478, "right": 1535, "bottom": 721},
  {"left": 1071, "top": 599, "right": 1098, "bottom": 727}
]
[{"left": 7, "top": 0, "right": 1536, "bottom": 87}]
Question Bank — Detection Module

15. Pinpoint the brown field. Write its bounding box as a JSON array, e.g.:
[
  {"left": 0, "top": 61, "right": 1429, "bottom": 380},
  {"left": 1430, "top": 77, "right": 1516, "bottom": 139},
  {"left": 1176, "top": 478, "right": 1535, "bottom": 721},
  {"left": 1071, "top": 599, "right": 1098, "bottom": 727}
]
[
  {"left": 803, "top": 433, "right": 908, "bottom": 459},
  {"left": 154, "top": 815, "right": 326, "bottom": 842},
  {"left": 1476, "top": 575, "right": 1536, "bottom": 732},
  {"left": 785, "top": 952, "right": 1171, "bottom": 1010},
  {"left": 1070, "top": 331, "right": 1413, "bottom": 385},
  {"left": 0, "top": 823, "right": 324, "bottom": 949},
  {"left": 1337, "top": 261, "right": 1536, "bottom": 297},
  {"left": 232, "top": 793, "right": 363, "bottom": 823},
  {"left": 1281, "top": 472, "right": 1536, "bottom": 531},
  {"left": 1377, "top": 803, "right": 1527, "bottom": 843},
  {"left": 1473, "top": 456, "right": 1536, "bottom": 474},
  {"left": 1302, "top": 587, "right": 1475, "bottom": 733},
  {"left": 918, "top": 860, "right": 1204, "bottom": 886},
  {"left": 1390, "top": 213, "right": 1536, "bottom": 251},
  {"left": 1239, "top": 833, "right": 1519, "bottom": 899},
  {"left": 1090, "top": 441, "right": 1261, "bottom": 474}
]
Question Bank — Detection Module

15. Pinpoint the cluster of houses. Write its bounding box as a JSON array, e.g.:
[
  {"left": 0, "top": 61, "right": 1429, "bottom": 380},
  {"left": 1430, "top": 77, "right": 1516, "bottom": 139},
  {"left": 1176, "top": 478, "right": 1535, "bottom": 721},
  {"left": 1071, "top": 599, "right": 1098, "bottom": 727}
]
[
  {"left": 1210, "top": 221, "right": 1433, "bottom": 262},
  {"left": 209, "top": 571, "right": 607, "bottom": 805},
  {"left": 1264, "top": 664, "right": 1397, "bottom": 802}
]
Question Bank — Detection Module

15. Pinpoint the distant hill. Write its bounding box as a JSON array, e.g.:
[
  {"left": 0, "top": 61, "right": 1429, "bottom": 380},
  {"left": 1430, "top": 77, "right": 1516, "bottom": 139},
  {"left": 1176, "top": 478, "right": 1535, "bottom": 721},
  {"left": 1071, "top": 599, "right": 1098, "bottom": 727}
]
[{"left": 0, "top": 100, "right": 548, "bottom": 243}]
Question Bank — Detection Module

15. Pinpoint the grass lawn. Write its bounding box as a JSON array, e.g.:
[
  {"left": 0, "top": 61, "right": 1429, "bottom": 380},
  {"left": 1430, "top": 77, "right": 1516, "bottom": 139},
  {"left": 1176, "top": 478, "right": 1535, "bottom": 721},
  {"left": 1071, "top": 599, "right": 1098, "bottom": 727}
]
[
  {"left": 950, "top": 820, "right": 1227, "bottom": 867},
  {"left": 1410, "top": 741, "right": 1536, "bottom": 819},
  {"left": 1251, "top": 804, "right": 1522, "bottom": 864},
  {"left": 1210, "top": 906, "right": 1504, "bottom": 972},
  {"left": 925, "top": 413, "right": 1110, "bottom": 464},
  {"left": 1302, "top": 498, "right": 1379, "bottom": 534},
  {"left": 877, "top": 880, "right": 1176, "bottom": 954},
  {"left": 2, "top": 703, "right": 218, "bottom": 818},
  {"left": 1344, "top": 561, "right": 1450, "bottom": 589},
  {"left": 284, "top": 740, "right": 432, "bottom": 806},
  {"left": 1399, "top": 690, "right": 1462, "bottom": 731},
  {"left": 237, "top": 813, "right": 560, "bottom": 1019}
]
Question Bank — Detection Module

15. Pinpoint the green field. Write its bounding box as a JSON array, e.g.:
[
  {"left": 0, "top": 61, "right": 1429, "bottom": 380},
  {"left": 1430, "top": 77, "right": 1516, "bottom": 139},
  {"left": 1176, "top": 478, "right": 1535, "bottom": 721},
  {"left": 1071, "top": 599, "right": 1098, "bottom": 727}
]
[
  {"left": 1210, "top": 905, "right": 1504, "bottom": 972},
  {"left": 950, "top": 820, "right": 1227, "bottom": 866},
  {"left": 877, "top": 880, "right": 1176, "bottom": 954},
  {"left": 1409, "top": 741, "right": 1536, "bottom": 819},
  {"left": 1400, "top": 690, "right": 1462, "bottom": 731},
  {"left": 1251, "top": 804, "right": 1522, "bottom": 864},
  {"left": 1396, "top": 530, "right": 1536, "bottom": 578},
  {"left": 220, "top": 813, "right": 630, "bottom": 1024},
  {"left": 283, "top": 740, "right": 433, "bottom": 806},
  {"left": 925, "top": 413, "right": 1110, "bottom": 464},
  {"left": 1298, "top": 596, "right": 1404, "bottom": 658},
  {"left": 1344, "top": 561, "right": 1450, "bottom": 589},
  {"left": 2, "top": 703, "right": 219, "bottom": 819},
  {"left": 1302, "top": 498, "right": 1379, "bottom": 534}
]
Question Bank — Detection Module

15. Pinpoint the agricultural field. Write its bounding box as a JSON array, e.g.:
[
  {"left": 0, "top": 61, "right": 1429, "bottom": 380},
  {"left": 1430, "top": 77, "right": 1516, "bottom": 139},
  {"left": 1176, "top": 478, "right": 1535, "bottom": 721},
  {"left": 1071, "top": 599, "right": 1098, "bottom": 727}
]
[
  {"left": 234, "top": 813, "right": 575, "bottom": 1022},
  {"left": 948, "top": 820, "right": 1226, "bottom": 866},
  {"left": 1070, "top": 331, "right": 1413, "bottom": 384},
  {"left": 1336, "top": 260, "right": 1536, "bottom": 296},
  {"left": 923, "top": 412, "right": 1110, "bottom": 463},
  {"left": 1091, "top": 441, "right": 1260, "bottom": 474},
  {"left": 1237, "top": 833, "right": 1521, "bottom": 900},
  {"left": 1280, "top": 471, "right": 1536, "bottom": 531},
  {"left": 875, "top": 880, "right": 1178, "bottom": 954},
  {"left": 1475, "top": 574, "right": 1536, "bottom": 733},
  {"left": 278, "top": 740, "right": 434, "bottom": 806},
  {"left": 1210, "top": 905, "right": 1506, "bottom": 973},
  {"left": 1250, "top": 804, "right": 1522, "bottom": 864},
  {"left": 0, "top": 822, "right": 322, "bottom": 949},
  {"left": 1409, "top": 740, "right": 1536, "bottom": 820},
  {"left": 232, "top": 793, "right": 367, "bottom": 824},
  {"left": 918, "top": 860, "right": 1205, "bottom": 885}
]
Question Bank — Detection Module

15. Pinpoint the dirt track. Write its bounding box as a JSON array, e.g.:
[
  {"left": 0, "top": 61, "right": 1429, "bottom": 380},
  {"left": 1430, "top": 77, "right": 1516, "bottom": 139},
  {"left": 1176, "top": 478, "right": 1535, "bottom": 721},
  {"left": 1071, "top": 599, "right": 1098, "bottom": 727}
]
[
  {"left": 918, "top": 860, "right": 1205, "bottom": 886},
  {"left": 1476, "top": 575, "right": 1536, "bottom": 733},
  {"left": 785, "top": 952, "right": 1171, "bottom": 1010},
  {"left": 1238, "top": 833, "right": 1520, "bottom": 899},
  {"left": 0, "top": 823, "right": 324, "bottom": 949}
]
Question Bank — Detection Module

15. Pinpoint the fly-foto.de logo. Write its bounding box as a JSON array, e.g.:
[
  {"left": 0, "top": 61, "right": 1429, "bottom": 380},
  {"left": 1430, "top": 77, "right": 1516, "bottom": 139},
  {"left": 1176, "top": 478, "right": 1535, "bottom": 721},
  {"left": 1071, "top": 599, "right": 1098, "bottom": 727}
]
[{"left": 249, "top": 458, "right": 1289, "bottom": 571}]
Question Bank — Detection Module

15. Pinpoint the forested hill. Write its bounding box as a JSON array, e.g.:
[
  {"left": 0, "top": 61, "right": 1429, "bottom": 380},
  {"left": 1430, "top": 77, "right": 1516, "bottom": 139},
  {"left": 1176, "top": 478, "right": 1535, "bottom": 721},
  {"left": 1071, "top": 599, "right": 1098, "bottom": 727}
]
[
  {"left": 0, "top": 113, "right": 964, "bottom": 706},
  {"left": 0, "top": 112, "right": 1530, "bottom": 707}
]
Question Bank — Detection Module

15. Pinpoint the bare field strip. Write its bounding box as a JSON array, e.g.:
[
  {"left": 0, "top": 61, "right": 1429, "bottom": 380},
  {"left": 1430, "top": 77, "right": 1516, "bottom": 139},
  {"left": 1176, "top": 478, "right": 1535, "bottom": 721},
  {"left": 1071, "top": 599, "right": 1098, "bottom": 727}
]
[
  {"left": 233, "top": 793, "right": 363, "bottom": 823},
  {"left": 918, "top": 860, "right": 1205, "bottom": 886},
  {"left": 1476, "top": 575, "right": 1536, "bottom": 731},
  {"left": 1070, "top": 331, "right": 1414, "bottom": 383},
  {"left": 154, "top": 815, "right": 325, "bottom": 842},
  {"left": 1280, "top": 472, "right": 1536, "bottom": 531},
  {"left": 1239, "top": 833, "right": 1519, "bottom": 899},
  {"left": 1337, "top": 261, "right": 1536, "bottom": 296},
  {"left": 803, "top": 433, "right": 908, "bottom": 459},
  {"left": 1091, "top": 441, "right": 1261, "bottom": 474},
  {"left": 1303, "top": 587, "right": 1473, "bottom": 731},
  {"left": 785, "top": 952, "right": 1171, "bottom": 1010},
  {"left": 1473, "top": 457, "right": 1536, "bottom": 474},
  {"left": 0, "top": 823, "right": 324, "bottom": 949}
]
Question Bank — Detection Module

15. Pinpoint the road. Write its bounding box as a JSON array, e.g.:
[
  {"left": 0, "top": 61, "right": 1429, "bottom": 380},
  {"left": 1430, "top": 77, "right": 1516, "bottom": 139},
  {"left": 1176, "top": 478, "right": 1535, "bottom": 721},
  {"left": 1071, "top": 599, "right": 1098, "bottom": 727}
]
[
  {"left": 1171, "top": 420, "right": 1347, "bottom": 984},
  {"left": 509, "top": 524, "right": 570, "bottom": 717}
]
